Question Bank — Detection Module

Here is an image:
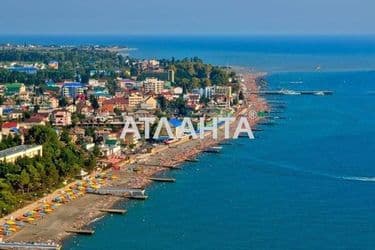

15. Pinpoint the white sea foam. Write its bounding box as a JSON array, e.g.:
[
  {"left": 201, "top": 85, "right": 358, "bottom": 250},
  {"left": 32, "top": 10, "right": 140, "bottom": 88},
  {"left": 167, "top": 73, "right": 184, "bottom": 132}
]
[{"left": 340, "top": 176, "right": 375, "bottom": 182}]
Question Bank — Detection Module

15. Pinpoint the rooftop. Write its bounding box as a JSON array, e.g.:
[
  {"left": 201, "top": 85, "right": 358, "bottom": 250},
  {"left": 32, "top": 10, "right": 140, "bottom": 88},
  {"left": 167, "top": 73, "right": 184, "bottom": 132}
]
[
  {"left": 0, "top": 145, "right": 41, "bottom": 158},
  {"left": 63, "top": 82, "right": 84, "bottom": 88}
]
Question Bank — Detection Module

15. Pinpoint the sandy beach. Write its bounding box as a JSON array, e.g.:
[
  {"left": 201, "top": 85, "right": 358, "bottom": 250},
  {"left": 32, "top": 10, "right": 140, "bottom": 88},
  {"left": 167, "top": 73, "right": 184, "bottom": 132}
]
[{"left": 2, "top": 72, "right": 267, "bottom": 245}]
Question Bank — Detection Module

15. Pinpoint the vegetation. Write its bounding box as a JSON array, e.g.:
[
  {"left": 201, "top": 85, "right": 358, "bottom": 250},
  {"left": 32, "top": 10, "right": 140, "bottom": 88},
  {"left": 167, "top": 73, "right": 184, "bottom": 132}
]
[
  {"left": 0, "top": 126, "right": 96, "bottom": 216},
  {"left": 0, "top": 47, "right": 136, "bottom": 85},
  {"left": 160, "top": 57, "right": 236, "bottom": 91}
]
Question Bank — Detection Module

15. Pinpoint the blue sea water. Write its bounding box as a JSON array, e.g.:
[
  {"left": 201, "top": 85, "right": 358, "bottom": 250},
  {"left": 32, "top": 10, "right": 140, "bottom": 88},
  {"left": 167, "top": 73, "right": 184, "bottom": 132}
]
[
  {"left": 1, "top": 35, "right": 375, "bottom": 249},
  {"left": 63, "top": 70, "right": 375, "bottom": 250},
  {"left": 2, "top": 35, "right": 375, "bottom": 72}
]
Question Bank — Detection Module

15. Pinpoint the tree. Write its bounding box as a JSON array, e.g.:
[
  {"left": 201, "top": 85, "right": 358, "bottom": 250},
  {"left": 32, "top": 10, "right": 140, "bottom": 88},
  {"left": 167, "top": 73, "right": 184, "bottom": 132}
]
[
  {"left": 59, "top": 97, "right": 68, "bottom": 107},
  {"left": 157, "top": 96, "right": 167, "bottom": 110},
  {"left": 89, "top": 95, "right": 99, "bottom": 110},
  {"left": 60, "top": 128, "right": 71, "bottom": 143},
  {"left": 20, "top": 170, "right": 30, "bottom": 193}
]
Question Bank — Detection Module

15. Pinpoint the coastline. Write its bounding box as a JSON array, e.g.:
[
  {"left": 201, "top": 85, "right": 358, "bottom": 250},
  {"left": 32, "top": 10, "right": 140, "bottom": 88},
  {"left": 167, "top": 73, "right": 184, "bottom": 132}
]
[{"left": 2, "top": 72, "right": 268, "bottom": 246}]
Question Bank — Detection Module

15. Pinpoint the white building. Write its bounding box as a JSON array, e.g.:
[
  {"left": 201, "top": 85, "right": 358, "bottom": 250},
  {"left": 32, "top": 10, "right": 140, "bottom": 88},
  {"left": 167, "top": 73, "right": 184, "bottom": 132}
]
[
  {"left": 143, "top": 78, "right": 164, "bottom": 94},
  {"left": 0, "top": 145, "right": 43, "bottom": 163}
]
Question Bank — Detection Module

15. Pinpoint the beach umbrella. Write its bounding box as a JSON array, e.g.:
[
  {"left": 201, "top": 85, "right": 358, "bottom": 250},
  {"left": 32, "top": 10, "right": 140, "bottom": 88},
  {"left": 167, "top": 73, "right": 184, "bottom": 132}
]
[{"left": 6, "top": 220, "right": 16, "bottom": 225}]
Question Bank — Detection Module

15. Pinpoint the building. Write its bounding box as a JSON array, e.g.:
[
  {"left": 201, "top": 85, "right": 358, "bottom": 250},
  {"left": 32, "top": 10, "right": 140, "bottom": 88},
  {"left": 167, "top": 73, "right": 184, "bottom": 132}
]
[
  {"left": 0, "top": 145, "right": 43, "bottom": 163},
  {"left": 101, "top": 97, "right": 128, "bottom": 113},
  {"left": 48, "top": 61, "right": 59, "bottom": 70},
  {"left": 1, "top": 121, "right": 19, "bottom": 136},
  {"left": 88, "top": 79, "right": 107, "bottom": 88},
  {"left": 185, "top": 93, "right": 201, "bottom": 110},
  {"left": 128, "top": 93, "right": 143, "bottom": 110},
  {"left": 143, "top": 78, "right": 164, "bottom": 94},
  {"left": 205, "top": 86, "right": 232, "bottom": 108},
  {"left": 48, "top": 97, "right": 59, "bottom": 109},
  {"left": 62, "top": 82, "right": 85, "bottom": 99},
  {"left": 52, "top": 109, "right": 72, "bottom": 126},
  {"left": 8, "top": 66, "right": 38, "bottom": 75},
  {"left": 173, "top": 87, "right": 183, "bottom": 95},
  {"left": 142, "top": 96, "right": 158, "bottom": 110},
  {"left": 3, "top": 83, "right": 26, "bottom": 96},
  {"left": 168, "top": 70, "right": 175, "bottom": 83}
]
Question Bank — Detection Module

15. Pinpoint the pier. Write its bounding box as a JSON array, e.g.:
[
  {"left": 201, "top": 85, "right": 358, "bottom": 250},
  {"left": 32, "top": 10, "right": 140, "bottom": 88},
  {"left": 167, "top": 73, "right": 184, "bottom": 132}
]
[
  {"left": 138, "top": 163, "right": 182, "bottom": 169},
  {"left": 128, "top": 194, "right": 148, "bottom": 200},
  {"left": 203, "top": 148, "right": 220, "bottom": 153},
  {"left": 87, "top": 188, "right": 148, "bottom": 199},
  {"left": 66, "top": 229, "right": 95, "bottom": 235},
  {"left": 185, "top": 158, "right": 198, "bottom": 162},
  {"left": 0, "top": 242, "right": 61, "bottom": 250},
  {"left": 249, "top": 90, "right": 333, "bottom": 95},
  {"left": 99, "top": 208, "right": 127, "bottom": 214},
  {"left": 149, "top": 177, "right": 176, "bottom": 182}
]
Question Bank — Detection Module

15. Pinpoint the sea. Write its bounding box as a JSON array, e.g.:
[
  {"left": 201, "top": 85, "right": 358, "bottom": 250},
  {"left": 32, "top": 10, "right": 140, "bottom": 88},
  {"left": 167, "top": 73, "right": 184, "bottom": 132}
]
[{"left": 1, "top": 35, "right": 375, "bottom": 249}]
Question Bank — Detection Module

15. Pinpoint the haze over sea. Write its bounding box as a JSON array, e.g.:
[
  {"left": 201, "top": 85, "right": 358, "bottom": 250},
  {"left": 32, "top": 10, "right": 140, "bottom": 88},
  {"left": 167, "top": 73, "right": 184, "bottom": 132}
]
[{"left": 2, "top": 35, "right": 375, "bottom": 249}]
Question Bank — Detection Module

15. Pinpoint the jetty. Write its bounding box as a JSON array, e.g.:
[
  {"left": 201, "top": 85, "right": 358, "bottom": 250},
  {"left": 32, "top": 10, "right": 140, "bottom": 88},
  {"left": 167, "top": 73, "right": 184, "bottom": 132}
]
[
  {"left": 249, "top": 90, "right": 333, "bottom": 95},
  {"left": 87, "top": 188, "right": 147, "bottom": 199},
  {"left": 138, "top": 163, "right": 181, "bottom": 169},
  {"left": 99, "top": 208, "right": 127, "bottom": 214},
  {"left": 0, "top": 242, "right": 61, "bottom": 250},
  {"left": 203, "top": 147, "right": 222, "bottom": 154},
  {"left": 185, "top": 158, "right": 198, "bottom": 162},
  {"left": 149, "top": 177, "right": 176, "bottom": 182},
  {"left": 66, "top": 229, "right": 95, "bottom": 235}
]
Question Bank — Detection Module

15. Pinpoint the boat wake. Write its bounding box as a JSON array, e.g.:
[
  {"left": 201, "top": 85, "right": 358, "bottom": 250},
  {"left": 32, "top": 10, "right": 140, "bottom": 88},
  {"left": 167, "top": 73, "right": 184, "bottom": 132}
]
[
  {"left": 339, "top": 176, "right": 375, "bottom": 182},
  {"left": 249, "top": 157, "right": 375, "bottom": 183}
]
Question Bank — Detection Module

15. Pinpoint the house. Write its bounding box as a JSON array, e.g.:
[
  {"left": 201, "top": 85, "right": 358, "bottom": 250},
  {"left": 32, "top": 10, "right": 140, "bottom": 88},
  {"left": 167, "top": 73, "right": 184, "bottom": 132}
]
[
  {"left": 100, "top": 138, "right": 121, "bottom": 157},
  {"left": 185, "top": 93, "right": 201, "bottom": 110},
  {"left": 173, "top": 87, "right": 183, "bottom": 95},
  {"left": 66, "top": 104, "right": 77, "bottom": 113},
  {"left": 101, "top": 97, "right": 128, "bottom": 113},
  {"left": 20, "top": 115, "right": 47, "bottom": 128},
  {"left": 7, "top": 110, "right": 24, "bottom": 120},
  {"left": 48, "top": 61, "right": 59, "bottom": 70},
  {"left": 161, "top": 91, "right": 175, "bottom": 101},
  {"left": 88, "top": 79, "right": 107, "bottom": 88},
  {"left": 141, "top": 96, "right": 158, "bottom": 110},
  {"left": 62, "top": 82, "right": 85, "bottom": 99},
  {"left": 1, "top": 121, "right": 19, "bottom": 136},
  {"left": 4, "top": 83, "right": 26, "bottom": 96},
  {"left": 69, "top": 127, "right": 86, "bottom": 143},
  {"left": 52, "top": 109, "right": 72, "bottom": 126},
  {"left": 205, "top": 86, "right": 232, "bottom": 108},
  {"left": 48, "top": 97, "right": 59, "bottom": 108},
  {"left": 0, "top": 145, "right": 43, "bottom": 163}
]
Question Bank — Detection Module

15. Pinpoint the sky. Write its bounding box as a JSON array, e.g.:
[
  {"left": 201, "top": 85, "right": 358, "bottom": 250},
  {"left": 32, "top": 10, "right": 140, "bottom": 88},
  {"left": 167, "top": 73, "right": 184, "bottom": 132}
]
[{"left": 1, "top": 0, "right": 374, "bottom": 35}]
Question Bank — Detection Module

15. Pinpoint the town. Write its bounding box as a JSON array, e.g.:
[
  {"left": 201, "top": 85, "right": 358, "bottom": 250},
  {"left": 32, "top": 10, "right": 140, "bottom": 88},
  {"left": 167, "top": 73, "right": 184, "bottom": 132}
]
[{"left": 0, "top": 44, "right": 253, "bottom": 220}]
